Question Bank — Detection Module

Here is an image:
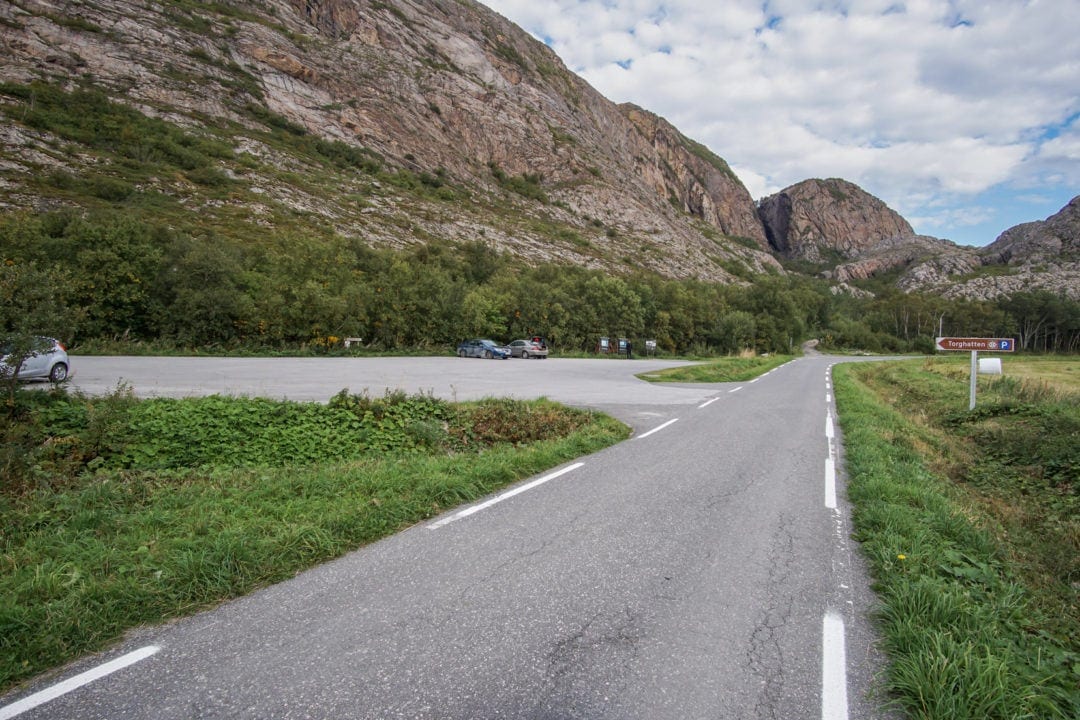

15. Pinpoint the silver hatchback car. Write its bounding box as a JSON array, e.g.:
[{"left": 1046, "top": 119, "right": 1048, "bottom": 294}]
[{"left": 0, "top": 336, "right": 70, "bottom": 382}]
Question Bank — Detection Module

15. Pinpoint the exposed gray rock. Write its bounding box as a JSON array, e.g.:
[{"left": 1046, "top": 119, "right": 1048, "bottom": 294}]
[
  {"left": 980, "top": 195, "right": 1079, "bottom": 265},
  {"left": 0, "top": 0, "right": 777, "bottom": 282},
  {"left": 758, "top": 178, "right": 914, "bottom": 261}
]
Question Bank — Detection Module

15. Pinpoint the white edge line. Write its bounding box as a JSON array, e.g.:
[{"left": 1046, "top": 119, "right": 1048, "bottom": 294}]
[
  {"left": 636, "top": 418, "right": 678, "bottom": 439},
  {"left": 822, "top": 612, "right": 850, "bottom": 720},
  {"left": 825, "top": 457, "right": 837, "bottom": 509},
  {"left": 826, "top": 412, "right": 835, "bottom": 439},
  {"left": 428, "top": 462, "right": 584, "bottom": 529},
  {"left": 729, "top": 386, "right": 743, "bottom": 394},
  {"left": 0, "top": 646, "right": 161, "bottom": 720},
  {"left": 697, "top": 397, "right": 719, "bottom": 409}
]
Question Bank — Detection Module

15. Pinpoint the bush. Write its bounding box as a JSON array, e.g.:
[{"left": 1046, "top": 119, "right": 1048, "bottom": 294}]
[{"left": 463, "top": 398, "right": 591, "bottom": 446}]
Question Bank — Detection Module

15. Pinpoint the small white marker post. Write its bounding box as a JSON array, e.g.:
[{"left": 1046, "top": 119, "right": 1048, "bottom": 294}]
[{"left": 969, "top": 349, "right": 978, "bottom": 411}]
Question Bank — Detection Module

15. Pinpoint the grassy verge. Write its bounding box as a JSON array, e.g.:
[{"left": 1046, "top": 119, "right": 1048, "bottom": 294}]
[
  {"left": 834, "top": 358, "right": 1078, "bottom": 719},
  {"left": 636, "top": 354, "right": 793, "bottom": 383},
  {"left": 0, "top": 389, "right": 629, "bottom": 692}
]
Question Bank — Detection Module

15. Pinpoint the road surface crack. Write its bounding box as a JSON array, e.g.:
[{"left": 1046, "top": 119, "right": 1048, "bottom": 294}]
[{"left": 747, "top": 513, "right": 797, "bottom": 720}]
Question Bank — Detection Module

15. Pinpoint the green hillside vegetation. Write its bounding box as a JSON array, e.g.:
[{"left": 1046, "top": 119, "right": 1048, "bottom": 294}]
[{"left": 1, "top": 80, "right": 1078, "bottom": 357}]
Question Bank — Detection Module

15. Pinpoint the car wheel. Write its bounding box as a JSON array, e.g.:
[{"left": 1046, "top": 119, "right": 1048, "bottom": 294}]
[
  {"left": 458, "top": 349, "right": 467, "bottom": 358},
  {"left": 48, "top": 363, "right": 68, "bottom": 383},
  {"left": 485, "top": 350, "right": 493, "bottom": 359},
  {"left": 522, "top": 351, "right": 530, "bottom": 359}
]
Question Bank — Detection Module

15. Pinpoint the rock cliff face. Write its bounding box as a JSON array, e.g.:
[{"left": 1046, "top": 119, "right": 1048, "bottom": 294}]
[
  {"left": 830, "top": 235, "right": 980, "bottom": 284},
  {"left": 831, "top": 196, "right": 1080, "bottom": 301},
  {"left": 0, "top": 0, "right": 1073, "bottom": 298},
  {"left": 0, "top": 0, "right": 778, "bottom": 281},
  {"left": 620, "top": 105, "right": 767, "bottom": 248},
  {"left": 980, "top": 196, "right": 1079, "bottom": 265},
  {"left": 758, "top": 178, "right": 914, "bottom": 261},
  {"left": 937, "top": 195, "right": 1080, "bottom": 301}
]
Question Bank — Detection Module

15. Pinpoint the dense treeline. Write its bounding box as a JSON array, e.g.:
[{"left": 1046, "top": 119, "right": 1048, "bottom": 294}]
[{"left": 2, "top": 210, "right": 1078, "bottom": 354}]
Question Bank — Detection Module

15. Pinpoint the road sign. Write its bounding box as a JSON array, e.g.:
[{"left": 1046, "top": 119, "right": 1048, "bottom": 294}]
[
  {"left": 935, "top": 337, "right": 1015, "bottom": 352},
  {"left": 934, "top": 337, "right": 1015, "bottom": 410}
]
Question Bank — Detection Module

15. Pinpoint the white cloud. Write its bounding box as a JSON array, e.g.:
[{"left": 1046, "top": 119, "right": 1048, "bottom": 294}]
[{"left": 480, "top": 0, "right": 1080, "bottom": 244}]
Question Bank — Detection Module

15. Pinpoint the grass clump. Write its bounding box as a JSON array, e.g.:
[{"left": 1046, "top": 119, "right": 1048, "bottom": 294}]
[
  {"left": 834, "top": 359, "right": 1079, "bottom": 719},
  {"left": 0, "top": 387, "right": 628, "bottom": 692},
  {"left": 637, "top": 354, "right": 792, "bottom": 383}
]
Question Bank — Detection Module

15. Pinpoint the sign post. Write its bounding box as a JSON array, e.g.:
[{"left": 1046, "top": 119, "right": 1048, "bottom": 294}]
[{"left": 934, "top": 337, "right": 1015, "bottom": 410}]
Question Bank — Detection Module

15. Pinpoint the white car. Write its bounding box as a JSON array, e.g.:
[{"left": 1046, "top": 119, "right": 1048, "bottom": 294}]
[
  {"left": 0, "top": 336, "right": 70, "bottom": 382},
  {"left": 508, "top": 338, "right": 549, "bottom": 358}
]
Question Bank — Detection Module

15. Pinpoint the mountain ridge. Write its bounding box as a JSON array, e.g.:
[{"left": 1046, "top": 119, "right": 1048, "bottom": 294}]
[
  {"left": 0, "top": 0, "right": 1075, "bottom": 300},
  {"left": 0, "top": 0, "right": 782, "bottom": 282}
]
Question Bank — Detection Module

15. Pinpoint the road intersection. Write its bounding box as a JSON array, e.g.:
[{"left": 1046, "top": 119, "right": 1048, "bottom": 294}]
[{"left": 4, "top": 355, "right": 893, "bottom": 719}]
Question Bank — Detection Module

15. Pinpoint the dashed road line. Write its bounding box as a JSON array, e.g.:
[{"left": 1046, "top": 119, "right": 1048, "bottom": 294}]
[
  {"left": 636, "top": 418, "right": 679, "bottom": 439},
  {"left": 822, "top": 611, "right": 850, "bottom": 720},
  {"left": 428, "top": 462, "right": 585, "bottom": 529},
  {"left": 825, "top": 457, "right": 837, "bottom": 509},
  {"left": 698, "top": 397, "right": 719, "bottom": 409},
  {"left": 0, "top": 646, "right": 161, "bottom": 720}
]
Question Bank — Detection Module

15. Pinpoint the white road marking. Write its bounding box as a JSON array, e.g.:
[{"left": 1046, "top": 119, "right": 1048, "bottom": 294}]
[
  {"left": 825, "top": 411, "right": 835, "bottom": 439},
  {"left": 826, "top": 392, "right": 832, "bottom": 403},
  {"left": 825, "top": 457, "right": 837, "bottom": 509},
  {"left": 428, "top": 463, "right": 585, "bottom": 529},
  {"left": 0, "top": 646, "right": 160, "bottom": 720},
  {"left": 636, "top": 418, "right": 679, "bottom": 439},
  {"left": 822, "top": 612, "right": 850, "bottom": 720},
  {"left": 698, "top": 397, "right": 719, "bottom": 409},
  {"left": 729, "top": 386, "right": 743, "bottom": 394}
]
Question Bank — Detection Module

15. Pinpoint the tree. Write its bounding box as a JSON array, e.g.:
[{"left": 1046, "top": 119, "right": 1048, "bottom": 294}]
[
  {"left": 713, "top": 311, "right": 756, "bottom": 355},
  {"left": 0, "top": 262, "right": 80, "bottom": 409},
  {"left": 460, "top": 286, "right": 509, "bottom": 338}
]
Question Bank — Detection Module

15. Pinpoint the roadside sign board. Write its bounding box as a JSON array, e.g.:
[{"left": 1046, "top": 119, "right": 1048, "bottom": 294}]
[
  {"left": 935, "top": 337, "right": 1014, "bottom": 352},
  {"left": 934, "top": 337, "right": 1016, "bottom": 410}
]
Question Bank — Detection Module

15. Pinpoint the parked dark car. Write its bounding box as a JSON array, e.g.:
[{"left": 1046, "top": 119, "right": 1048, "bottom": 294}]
[
  {"left": 0, "top": 336, "right": 70, "bottom": 382},
  {"left": 508, "top": 338, "right": 549, "bottom": 359},
  {"left": 456, "top": 338, "right": 511, "bottom": 359}
]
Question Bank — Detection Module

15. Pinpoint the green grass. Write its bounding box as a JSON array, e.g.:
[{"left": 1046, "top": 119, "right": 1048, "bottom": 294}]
[
  {"left": 992, "top": 356, "right": 1078, "bottom": 394},
  {"left": 636, "top": 354, "right": 793, "bottom": 383},
  {"left": 0, "top": 389, "right": 629, "bottom": 692},
  {"left": 834, "top": 359, "right": 1079, "bottom": 718}
]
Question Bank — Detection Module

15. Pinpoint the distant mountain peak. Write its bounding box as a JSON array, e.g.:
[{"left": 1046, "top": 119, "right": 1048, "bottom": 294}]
[{"left": 757, "top": 178, "right": 914, "bottom": 261}]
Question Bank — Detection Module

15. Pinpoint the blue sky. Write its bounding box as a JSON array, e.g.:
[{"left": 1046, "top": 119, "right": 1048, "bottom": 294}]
[{"left": 479, "top": 0, "right": 1080, "bottom": 247}]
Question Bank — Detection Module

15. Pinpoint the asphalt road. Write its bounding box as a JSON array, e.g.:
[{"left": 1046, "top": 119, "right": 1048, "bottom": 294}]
[
  {"left": 3, "top": 355, "right": 892, "bottom": 719},
  {"left": 65, "top": 355, "right": 715, "bottom": 432}
]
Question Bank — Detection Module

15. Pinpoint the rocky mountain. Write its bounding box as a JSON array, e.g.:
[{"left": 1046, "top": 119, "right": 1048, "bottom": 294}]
[
  {"left": 0, "top": 0, "right": 1073, "bottom": 302},
  {"left": 759, "top": 175, "right": 1079, "bottom": 301},
  {"left": 820, "top": 196, "right": 1080, "bottom": 301},
  {"left": 757, "top": 178, "right": 914, "bottom": 261},
  {"left": 830, "top": 234, "right": 980, "bottom": 285},
  {"left": 936, "top": 196, "right": 1080, "bottom": 300},
  {"left": 981, "top": 196, "right": 1079, "bottom": 265},
  {"left": 0, "top": 0, "right": 779, "bottom": 281}
]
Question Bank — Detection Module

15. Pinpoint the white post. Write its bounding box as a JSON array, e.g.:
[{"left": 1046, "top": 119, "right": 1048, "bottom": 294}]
[{"left": 969, "top": 350, "right": 978, "bottom": 411}]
